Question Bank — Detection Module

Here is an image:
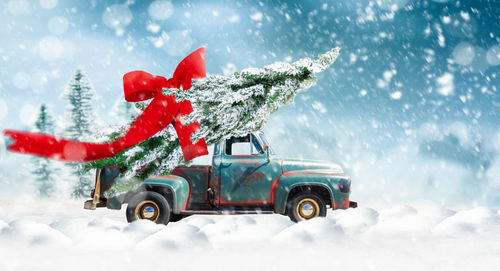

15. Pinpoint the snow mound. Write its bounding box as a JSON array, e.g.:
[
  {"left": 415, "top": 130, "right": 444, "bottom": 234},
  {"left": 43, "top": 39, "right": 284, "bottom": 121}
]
[
  {"left": 272, "top": 217, "right": 344, "bottom": 247},
  {"left": 201, "top": 215, "right": 292, "bottom": 248},
  {"left": 330, "top": 207, "right": 379, "bottom": 234},
  {"left": 0, "top": 219, "right": 7, "bottom": 231},
  {"left": 87, "top": 216, "right": 126, "bottom": 231},
  {"left": 180, "top": 216, "right": 216, "bottom": 228},
  {"left": 0, "top": 219, "right": 71, "bottom": 246},
  {"left": 137, "top": 223, "right": 210, "bottom": 251},
  {"left": 50, "top": 217, "right": 91, "bottom": 238},
  {"left": 434, "top": 207, "right": 500, "bottom": 236},
  {"left": 0, "top": 200, "right": 500, "bottom": 270},
  {"left": 123, "top": 219, "right": 164, "bottom": 242}
]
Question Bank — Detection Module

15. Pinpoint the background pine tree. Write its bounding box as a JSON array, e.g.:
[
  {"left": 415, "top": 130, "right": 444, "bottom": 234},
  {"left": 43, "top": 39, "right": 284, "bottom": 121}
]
[
  {"left": 109, "top": 96, "right": 140, "bottom": 125},
  {"left": 30, "top": 103, "right": 58, "bottom": 197},
  {"left": 61, "top": 69, "right": 97, "bottom": 198}
]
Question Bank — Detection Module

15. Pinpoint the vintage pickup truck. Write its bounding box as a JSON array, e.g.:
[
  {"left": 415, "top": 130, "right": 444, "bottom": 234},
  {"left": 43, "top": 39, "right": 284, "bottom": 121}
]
[{"left": 84, "top": 132, "right": 356, "bottom": 224}]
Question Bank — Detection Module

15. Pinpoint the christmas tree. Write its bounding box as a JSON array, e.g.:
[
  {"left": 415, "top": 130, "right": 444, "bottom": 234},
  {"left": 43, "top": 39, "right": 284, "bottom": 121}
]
[
  {"left": 30, "top": 103, "right": 58, "bottom": 197},
  {"left": 61, "top": 69, "right": 98, "bottom": 198},
  {"left": 87, "top": 47, "right": 340, "bottom": 197}
]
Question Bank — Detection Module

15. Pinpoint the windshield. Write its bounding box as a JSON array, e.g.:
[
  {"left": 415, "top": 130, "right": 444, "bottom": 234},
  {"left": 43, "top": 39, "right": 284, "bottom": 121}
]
[{"left": 258, "top": 133, "right": 275, "bottom": 155}]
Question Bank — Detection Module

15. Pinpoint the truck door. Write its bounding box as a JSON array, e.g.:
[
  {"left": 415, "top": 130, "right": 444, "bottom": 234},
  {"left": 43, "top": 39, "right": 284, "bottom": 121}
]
[{"left": 219, "top": 134, "right": 272, "bottom": 205}]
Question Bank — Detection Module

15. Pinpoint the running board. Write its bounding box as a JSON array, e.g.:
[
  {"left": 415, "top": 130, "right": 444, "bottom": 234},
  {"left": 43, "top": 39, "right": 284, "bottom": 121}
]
[{"left": 181, "top": 210, "right": 274, "bottom": 215}]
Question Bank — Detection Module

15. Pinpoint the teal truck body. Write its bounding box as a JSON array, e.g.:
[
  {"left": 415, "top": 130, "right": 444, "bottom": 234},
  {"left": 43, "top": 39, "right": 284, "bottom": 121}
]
[{"left": 84, "top": 132, "right": 356, "bottom": 224}]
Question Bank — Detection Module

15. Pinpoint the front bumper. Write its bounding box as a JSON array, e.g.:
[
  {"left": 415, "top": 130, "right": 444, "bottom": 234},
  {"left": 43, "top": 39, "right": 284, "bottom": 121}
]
[{"left": 333, "top": 196, "right": 358, "bottom": 210}]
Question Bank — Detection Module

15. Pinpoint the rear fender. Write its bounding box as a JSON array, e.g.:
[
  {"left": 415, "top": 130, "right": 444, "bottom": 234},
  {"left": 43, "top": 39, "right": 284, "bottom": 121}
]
[{"left": 141, "top": 175, "right": 190, "bottom": 214}]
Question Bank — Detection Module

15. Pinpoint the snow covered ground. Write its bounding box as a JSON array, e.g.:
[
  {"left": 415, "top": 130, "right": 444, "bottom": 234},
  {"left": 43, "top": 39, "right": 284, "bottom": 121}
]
[{"left": 0, "top": 199, "right": 499, "bottom": 271}]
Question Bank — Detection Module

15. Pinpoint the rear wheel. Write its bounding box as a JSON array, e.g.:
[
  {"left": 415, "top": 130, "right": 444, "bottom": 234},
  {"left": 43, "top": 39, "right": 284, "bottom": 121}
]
[
  {"left": 287, "top": 191, "right": 326, "bottom": 222},
  {"left": 126, "top": 191, "right": 171, "bottom": 225}
]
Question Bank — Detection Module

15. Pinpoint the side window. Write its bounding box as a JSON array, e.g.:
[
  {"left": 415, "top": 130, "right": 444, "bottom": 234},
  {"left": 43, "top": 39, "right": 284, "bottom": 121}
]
[{"left": 225, "top": 134, "right": 263, "bottom": 156}]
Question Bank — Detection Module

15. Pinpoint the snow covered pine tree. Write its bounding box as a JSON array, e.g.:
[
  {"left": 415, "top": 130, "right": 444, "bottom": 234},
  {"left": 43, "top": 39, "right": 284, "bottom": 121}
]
[
  {"left": 87, "top": 47, "right": 340, "bottom": 197},
  {"left": 109, "top": 96, "right": 140, "bottom": 126},
  {"left": 30, "top": 104, "right": 58, "bottom": 197},
  {"left": 62, "top": 69, "right": 98, "bottom": 198}
]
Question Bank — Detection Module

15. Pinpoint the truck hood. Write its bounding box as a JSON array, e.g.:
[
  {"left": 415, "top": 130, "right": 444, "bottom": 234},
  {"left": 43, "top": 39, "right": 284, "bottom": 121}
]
[{"left": 280, "top": 158, "right": 343, "bottom": 173}]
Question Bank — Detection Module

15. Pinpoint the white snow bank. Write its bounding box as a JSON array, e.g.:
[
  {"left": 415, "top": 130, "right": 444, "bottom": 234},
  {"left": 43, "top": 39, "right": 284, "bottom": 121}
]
[
  {"left": 0, "top": 219, "right": 7, "bottom": 231},
  {"left": 0, "top": 219, "right": 72, "bottom": 246},
  {"left": 329, "top": 206, "right": 379, "bottom": 234},
  {"left": 272, "top": 217, "right": 345, "bottom": 247},
  {"left": 434, "top": 207, "right": 500, "bottom": 236},
  {"left": 137, "top": 223, "right": 210, "bottom": 251},
  {"left": 0, "top": 199, "right": 499, "bottom": 270}
]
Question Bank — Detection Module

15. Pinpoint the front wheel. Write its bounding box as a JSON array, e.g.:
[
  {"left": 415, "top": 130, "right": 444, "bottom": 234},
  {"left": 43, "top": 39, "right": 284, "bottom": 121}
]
[
  {"left": 287, "top": 191, "right": 326, "bottom": 223},
  {"left": 126, "top": 191, "right": 171, "bottom": 225}
]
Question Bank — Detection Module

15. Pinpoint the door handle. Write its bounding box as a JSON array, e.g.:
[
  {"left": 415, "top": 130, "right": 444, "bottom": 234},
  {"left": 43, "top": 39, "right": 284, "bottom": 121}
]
[{"left": 221, "top": 162, "right": 232, "bottom": 166}]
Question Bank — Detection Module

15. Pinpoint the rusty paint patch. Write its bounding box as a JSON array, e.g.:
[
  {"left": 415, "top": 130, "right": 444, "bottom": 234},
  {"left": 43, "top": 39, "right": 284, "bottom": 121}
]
[
  {"left": 246, "top": 172, "right": 265, "bottom": 182},
  {"left": 233, "top": 160, "right": 261, "bottom": 166},
  {"left": 269, "top": 174, "right": 282, "bottom": 204},
  {"left": 333, "top": 196, "right": 350, "bottom": 210}
]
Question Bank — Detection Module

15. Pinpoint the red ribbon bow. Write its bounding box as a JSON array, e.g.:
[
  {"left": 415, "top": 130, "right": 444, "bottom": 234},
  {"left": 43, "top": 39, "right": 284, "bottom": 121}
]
[{"left": 3, "top": 48, "right": 208, "bottom": 163}]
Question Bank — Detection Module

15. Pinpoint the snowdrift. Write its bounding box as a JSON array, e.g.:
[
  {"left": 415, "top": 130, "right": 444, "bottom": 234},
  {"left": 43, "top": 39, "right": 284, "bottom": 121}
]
[{"left": 0, "top": 199, "right": 499, "bottom": 270}]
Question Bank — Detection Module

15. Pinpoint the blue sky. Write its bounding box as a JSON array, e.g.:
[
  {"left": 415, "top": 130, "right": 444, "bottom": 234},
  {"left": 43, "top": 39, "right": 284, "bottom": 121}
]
[{"left": 1, "top": 0, "right": 500, "bottom": 205}]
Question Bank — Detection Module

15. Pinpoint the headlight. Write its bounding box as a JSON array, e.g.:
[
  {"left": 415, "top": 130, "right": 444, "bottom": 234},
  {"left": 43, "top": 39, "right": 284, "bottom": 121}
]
[{"left": 338, "top": 178, "right": 351, "bottom": 193}]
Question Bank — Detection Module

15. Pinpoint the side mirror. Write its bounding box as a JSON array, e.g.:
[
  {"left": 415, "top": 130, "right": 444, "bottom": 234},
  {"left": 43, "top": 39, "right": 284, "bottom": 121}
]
[{"left": 263, "top": 143, "right": 270, "bottom": 163}]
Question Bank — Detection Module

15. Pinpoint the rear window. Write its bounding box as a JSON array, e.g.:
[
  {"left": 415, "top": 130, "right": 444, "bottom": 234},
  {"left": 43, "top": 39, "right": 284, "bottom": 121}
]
[{"left": 225, "top": 134, "right": 263, "bottom": 156}]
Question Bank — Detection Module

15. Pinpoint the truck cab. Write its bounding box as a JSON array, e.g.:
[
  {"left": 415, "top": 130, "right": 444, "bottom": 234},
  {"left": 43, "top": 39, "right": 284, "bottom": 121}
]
[{"left": 85, "top": 132, "right": 356, "bottom": 224}]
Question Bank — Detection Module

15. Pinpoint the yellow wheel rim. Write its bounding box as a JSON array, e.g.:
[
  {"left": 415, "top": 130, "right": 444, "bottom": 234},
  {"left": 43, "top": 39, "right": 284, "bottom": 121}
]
[
  {"left": 134, "top": 200, "right": 160, "bottom": 222},
  {"left": 296, "top": 198, "right": 320, "bottom": 220}
]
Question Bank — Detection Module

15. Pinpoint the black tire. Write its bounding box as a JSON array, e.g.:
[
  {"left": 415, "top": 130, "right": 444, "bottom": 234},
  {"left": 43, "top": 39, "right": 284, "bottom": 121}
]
[
  {"left": 126, "top": 191, "right": 171, "bottom": 225},
  {"left": 287, "top": 191, "right": 327, "bottom": 223}
]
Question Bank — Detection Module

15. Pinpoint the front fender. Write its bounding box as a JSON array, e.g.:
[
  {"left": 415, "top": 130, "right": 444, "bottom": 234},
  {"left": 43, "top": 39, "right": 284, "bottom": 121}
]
[
  {"left": 142, "top": 175, "right": 190, "bottom": 214},
  {"left": 273, "top": 171, "right": 348, "bottom": 214}
]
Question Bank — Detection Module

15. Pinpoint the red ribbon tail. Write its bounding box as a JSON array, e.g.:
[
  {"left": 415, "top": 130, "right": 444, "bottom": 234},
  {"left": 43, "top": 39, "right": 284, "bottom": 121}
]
[
  {"left": 3, "top": 130, "right": 89, "bottom": 161},
  {"left": 173, "top": 100, "right": 208, "bottom": 161},
  {"left": 3, "top": 130, "right": 138, "bottom": 162}
]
